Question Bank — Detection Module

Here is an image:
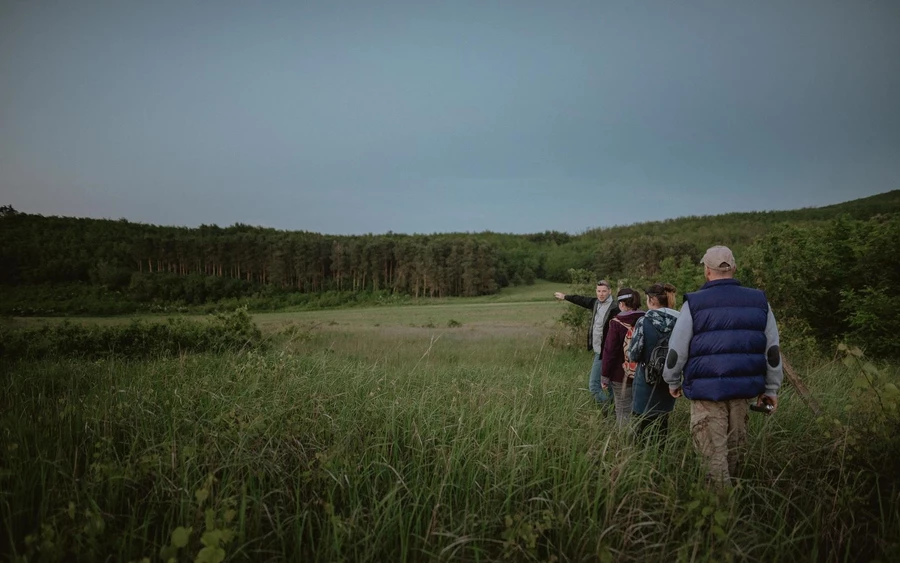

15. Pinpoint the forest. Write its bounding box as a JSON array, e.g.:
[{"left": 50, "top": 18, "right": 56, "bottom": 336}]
[{"left": 2, "top": 189, "right": 899, "bottom": 356}]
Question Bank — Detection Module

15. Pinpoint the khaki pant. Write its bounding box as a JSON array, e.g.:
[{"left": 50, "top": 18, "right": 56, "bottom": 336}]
[
  {"left": 690, "top": 399, "right": 749, "bottom": 484},
  {"left": 611, "top": 380, "right": 633, "bottom": 427}
]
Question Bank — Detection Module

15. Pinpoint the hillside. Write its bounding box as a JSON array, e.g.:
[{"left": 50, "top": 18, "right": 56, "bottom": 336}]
[
  {"left": 0, "top": 190, "right": 897, "bottom": 312},
  {"left": 578, "top": 189, "right": 900, "bottom": 244}
]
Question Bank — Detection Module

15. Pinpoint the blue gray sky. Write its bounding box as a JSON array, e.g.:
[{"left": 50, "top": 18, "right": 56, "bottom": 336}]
[{"left": 2, "top": 0, "right": 899, "bottom": 234}]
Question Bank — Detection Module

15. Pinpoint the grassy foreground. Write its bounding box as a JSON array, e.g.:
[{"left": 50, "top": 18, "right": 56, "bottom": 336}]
[{"left": 1, "top": 301, "right": 899, "bottom": 562}]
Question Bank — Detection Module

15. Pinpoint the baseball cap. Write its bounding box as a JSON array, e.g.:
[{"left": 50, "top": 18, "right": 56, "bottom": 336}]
[{"left": 700, "top": 246, "right": 736, "bottom": 271}]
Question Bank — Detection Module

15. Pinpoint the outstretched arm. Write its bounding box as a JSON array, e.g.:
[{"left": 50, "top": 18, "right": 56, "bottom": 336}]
[{"left": 557, "top": 293, "right": 596, "bottom": 310}]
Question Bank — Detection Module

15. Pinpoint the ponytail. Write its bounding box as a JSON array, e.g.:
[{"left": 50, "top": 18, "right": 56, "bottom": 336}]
[
  {"left": 646, "top": 283, "right": 677, "bottom": 309},
  {"left": 663, "top": 283, "right": 677, "bottom": 310}
]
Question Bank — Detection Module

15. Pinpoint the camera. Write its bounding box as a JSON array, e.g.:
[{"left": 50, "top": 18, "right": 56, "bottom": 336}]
[{"left": 749, "top": 403, "right": 774, "bottom": 414}]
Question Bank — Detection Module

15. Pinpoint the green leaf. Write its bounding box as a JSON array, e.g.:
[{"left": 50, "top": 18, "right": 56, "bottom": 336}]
[
  {"left": 195, "top": 488, "right": 209, "bottom": 505},
  {"left": 863, "top": 362, "right": 881, "bottom": 376},
  {"left": 171, "top": 526, "right": 192, "bottom": 548},
  {"left": 219, "top": 529, "right": 236, "bottom": 545},
  {"left": 159, "top": 545, "right": 178, "bottom": 562},
  {"left": 714, "top": 511, "right": 728, "bottom": 526},
  {"left": 224, "top": 509, "right": 237, "bottom": 523},
  {"left": 195, "top": 546, "right": 226, "bottom": 563},
  {"left": 201, "top": 530, "right": 222, "bottom": 549},
  {"left": 205, "top": 508, "right": 216, "bottom": 531}
]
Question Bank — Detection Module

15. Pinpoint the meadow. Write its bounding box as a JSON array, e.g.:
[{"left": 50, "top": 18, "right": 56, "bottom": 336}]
[{"left": 1, "top": 284, "right": 899, "bottom": 562}]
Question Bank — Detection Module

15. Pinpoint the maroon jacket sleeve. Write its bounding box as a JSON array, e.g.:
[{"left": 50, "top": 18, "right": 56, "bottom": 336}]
[{"left": 602, "top": 318, "right": 622, "bottom": 380}]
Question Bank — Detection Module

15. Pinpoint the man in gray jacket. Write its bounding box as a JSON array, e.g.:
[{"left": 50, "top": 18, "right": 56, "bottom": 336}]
[
  {"left": 555, "top": 280, "right": 619, "bottom": 408},
  {"left": 662, "top": 246, "right": 784, "bottom": 485}
]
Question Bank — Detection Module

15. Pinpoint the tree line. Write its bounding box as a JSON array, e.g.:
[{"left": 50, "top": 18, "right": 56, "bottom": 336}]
[
  {"left": 1, "top": 190, "right": 899, "bottom": 332},
  {"left": 0, "top": 212, "right": 506, "bottom": 297}
]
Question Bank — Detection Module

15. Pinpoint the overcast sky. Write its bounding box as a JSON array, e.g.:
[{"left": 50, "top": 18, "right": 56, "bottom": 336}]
[{"left": 1, "top": 0, "right": 898, "bottom": 234}]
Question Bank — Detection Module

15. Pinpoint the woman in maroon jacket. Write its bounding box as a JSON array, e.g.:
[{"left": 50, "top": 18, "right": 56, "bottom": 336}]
[{"left": 602, "top": 288, "right": 645, "bottom": 427}]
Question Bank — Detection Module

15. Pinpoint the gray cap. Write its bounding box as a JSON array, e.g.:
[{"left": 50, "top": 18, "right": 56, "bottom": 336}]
[{"left": 701, "top": 245, "right": 736, "bottom": 271}]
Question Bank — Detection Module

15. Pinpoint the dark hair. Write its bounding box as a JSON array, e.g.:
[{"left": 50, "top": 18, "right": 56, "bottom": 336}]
[
  {"left": 646, "top": 283, "right": 677, "bottom": 308},
  {"left": 616, "top": 287, "right": 641, "bottom": 310},
  {"left": 596, "top": 279, "right": 611, "bottom": 289}
]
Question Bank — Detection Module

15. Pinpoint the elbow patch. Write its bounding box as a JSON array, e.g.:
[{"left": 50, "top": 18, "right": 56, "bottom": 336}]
[
  {"left": 767, "top": 345, "right": 781, "bottom": 368},
  {"left": 666, "top": 349, "right": 678, "bottom": 370}
]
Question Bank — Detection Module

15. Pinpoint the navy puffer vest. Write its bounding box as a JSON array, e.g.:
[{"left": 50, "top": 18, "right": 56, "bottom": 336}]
[{"left": 683, "top": 279, "right": 768, "bottom": 401}]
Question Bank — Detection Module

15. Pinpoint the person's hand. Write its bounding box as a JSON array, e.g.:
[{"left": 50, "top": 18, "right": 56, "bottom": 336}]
[
  {"left": 669, "top": 386, "right": 682, "bottom": 398},
  {"left": 757, "top": 394, "right": 778, "bottom": 413},
  {"left": 553, "top": 292, "right": 566, "bottom": 300},
  {"left": 600, "top": 377, "right": 609, "bottom": 390}
]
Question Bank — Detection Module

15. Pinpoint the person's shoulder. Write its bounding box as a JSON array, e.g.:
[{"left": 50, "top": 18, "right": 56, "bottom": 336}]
[{"left": 734, "top": 284, "right": 768, "bottom": 302}]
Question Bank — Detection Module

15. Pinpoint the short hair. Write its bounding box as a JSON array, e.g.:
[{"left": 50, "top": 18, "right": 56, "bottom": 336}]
[{"left": 596, "top": 279, "right": 611, "bottom": 289}]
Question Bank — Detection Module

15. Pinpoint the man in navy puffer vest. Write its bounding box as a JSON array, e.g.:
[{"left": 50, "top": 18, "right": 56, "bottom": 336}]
[{"left": 662, "top": 246, "right": 783, "bottom": 485}]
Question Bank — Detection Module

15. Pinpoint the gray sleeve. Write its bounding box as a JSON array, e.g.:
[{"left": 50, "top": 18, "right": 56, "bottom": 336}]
[
  {"left": 764, "top": 305, "right": 784, "bottom": 397},
  {"left": 662, "top": 301, "right": 693, "bottom": 390}
]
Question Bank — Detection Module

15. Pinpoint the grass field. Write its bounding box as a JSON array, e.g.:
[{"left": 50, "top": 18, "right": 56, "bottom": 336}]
[
  {"left": 2, "top": 289, "right": 899, "bottom": 562},
  {"left": 1, "top": 280, "right": 565, "bottom": 332}
]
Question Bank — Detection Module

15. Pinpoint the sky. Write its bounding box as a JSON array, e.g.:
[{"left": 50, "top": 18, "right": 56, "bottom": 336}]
[{"left": 1, "top": 0, "right": 899, "bottom": 235}]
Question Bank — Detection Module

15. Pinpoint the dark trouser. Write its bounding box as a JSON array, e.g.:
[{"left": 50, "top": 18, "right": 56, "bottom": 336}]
[{"left": 635, "top": 413, "right": 670, "bottom": 445}]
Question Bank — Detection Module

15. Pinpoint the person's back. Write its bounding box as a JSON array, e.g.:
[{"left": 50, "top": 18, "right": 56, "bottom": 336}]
[
  {"left": 681, "top": 279, "right": 769, "bottom": 401},
  {"left": 662, "top": 245, "right": 783, "bottom": 485},
  {"left": 601, "top": 288, "right": 644, "bottom": 426},
  {"left": 631, "top": 284, "right": 679, "bottom": 439}
]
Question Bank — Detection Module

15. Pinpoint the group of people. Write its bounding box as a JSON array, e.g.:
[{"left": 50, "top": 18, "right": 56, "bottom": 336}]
[{"left": 554, "top": 245, "right": 784, "bottom": 485}]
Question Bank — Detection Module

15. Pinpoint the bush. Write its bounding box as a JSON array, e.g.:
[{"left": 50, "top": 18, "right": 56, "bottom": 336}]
[
  {"left": 0, "top": 307, "right": 263, "bottom": 361},
  {"left": 744, "top": 214, "right": 900, "bottom": 358},
  {"left": 555, "top": 268, "right": 595, "bottom": 349},
  {"left": 841, "top": 288, "right": 900, "bottom": 358}
]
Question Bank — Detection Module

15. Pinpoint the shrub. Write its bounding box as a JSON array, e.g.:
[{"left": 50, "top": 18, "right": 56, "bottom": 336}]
[
  {"left": 0, "top": 307, "right": 263, "bottom": 361},
  {"left": 555, "top": 268, "right": 595, "bottom": 348}
]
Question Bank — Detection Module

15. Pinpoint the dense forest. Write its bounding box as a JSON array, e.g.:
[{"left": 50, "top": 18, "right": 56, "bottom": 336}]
[
  {"left": 3, "top": 190, "right": 897, "bottom": 293},
  {"left": 2, "top": 191, "right": 899, "bottom": 355}
]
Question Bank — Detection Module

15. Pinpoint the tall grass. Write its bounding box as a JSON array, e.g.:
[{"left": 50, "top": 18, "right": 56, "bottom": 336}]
[{"left": 1, "top": 329, "right": 898, "bottom": 562}]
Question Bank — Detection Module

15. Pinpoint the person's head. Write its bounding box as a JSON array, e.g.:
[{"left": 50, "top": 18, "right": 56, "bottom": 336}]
[
  {"left": 646, "top": 283, "right": 677, "bottom": 310},
  {"left": 616, "top": 287, "right": 641, "bottom": 311},
  {"left": 595, "top": 279, "right": 611, "bottom": 301},
  {"left": 701, "top": 245, "right": 736, "bottom": 281}
]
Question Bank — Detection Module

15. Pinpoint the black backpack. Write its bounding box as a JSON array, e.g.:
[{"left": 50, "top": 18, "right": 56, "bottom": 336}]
[{"left": 644, "top": 330, "right": 670, "bottom": 386}]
